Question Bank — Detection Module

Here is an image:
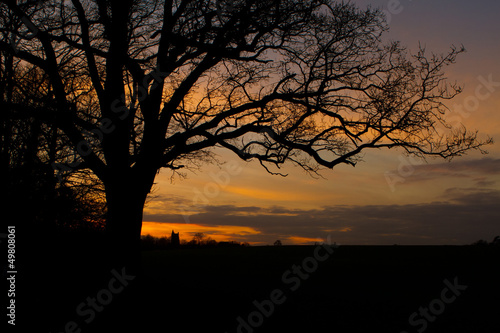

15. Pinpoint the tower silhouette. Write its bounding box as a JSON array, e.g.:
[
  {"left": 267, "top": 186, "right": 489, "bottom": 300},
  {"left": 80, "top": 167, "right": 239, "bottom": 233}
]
[{"left": 171, "top": 230, "right": 180, "bottom": 247}]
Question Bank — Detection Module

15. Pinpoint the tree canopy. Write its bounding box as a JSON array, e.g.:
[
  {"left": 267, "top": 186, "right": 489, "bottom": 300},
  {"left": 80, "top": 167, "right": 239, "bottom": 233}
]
[{"left": 0, "top": 0, "right": 491, "bottom": 245}]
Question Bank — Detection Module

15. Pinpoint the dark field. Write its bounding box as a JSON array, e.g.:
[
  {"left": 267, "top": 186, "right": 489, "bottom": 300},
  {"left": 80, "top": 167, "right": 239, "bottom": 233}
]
[{"left": 24, "top": 243, "right": 500, "bottom": 332}]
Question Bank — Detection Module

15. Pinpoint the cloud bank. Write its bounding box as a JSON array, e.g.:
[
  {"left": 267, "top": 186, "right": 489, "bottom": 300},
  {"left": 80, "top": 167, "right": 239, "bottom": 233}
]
[{"left": 144, "top": 187, "right": 500, "bottom": 245}]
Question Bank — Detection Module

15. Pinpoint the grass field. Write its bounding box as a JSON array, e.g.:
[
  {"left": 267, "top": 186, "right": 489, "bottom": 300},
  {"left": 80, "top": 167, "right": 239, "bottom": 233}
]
[{"left": 25, "top": 242, "right": 500, "bottom": 332}]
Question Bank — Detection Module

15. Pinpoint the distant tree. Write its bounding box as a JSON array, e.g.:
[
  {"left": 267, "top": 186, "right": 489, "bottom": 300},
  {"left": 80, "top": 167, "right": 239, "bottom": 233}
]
[
  {"left": 141, "top": 234, "right": 156, "bottom": 250},
  {"left": 193, "top": 232, "right": 206, "bottom": 246},
  {"left": 274, "top": 240, "right": 282, "bottom": 246},
  {"left": 141, "top": 234, "right": 172, "bottom": 250},
  {"left": 0, "top": 0, "right": 491, "bottom": 261},
  {"left": 472, "top": 239, "right": 488, "bottom": 246},
  {"left": 205, "top": 238, "right": 217, "bottom": 247},
  {"left": 490, "top": 236, "right": 500, "bottom": 247},
  {"left": 157, "top": 236, "right": 170, "bottom": 248}
]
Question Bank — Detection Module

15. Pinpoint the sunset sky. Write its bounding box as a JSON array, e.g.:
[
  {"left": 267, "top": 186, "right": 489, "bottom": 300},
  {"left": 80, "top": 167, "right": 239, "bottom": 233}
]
[{"left": 142, "top": 0, "right": 500, "bottom": 245}]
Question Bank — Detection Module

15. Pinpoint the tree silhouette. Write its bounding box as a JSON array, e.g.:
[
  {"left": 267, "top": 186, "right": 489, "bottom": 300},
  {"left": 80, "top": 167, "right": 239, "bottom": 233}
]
[
  {"left": 0, "top": 28, "right": 105, "bottom": 233},
  {"left": 0, "top": 0, "right": 491, "bottom": 260},
  {"left": 193, "top": 232, "right": 206, "bottom": 246}
]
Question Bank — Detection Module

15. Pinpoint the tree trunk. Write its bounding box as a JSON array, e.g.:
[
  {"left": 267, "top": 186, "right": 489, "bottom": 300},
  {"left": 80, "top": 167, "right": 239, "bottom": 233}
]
[{"left": 104, "top": 176, "right": 151, "bottom": 271}]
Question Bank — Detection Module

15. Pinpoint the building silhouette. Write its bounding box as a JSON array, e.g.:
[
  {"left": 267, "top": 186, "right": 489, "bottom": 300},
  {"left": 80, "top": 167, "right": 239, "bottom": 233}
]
[{"left": 171, "top": 230, "right": 180, "bottom": 247}]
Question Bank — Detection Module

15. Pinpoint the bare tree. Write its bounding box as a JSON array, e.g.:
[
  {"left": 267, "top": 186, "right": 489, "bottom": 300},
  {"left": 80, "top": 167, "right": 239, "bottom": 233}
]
[
  {"left": 0, "top": 25, "right": 105, "bottom": 232},
  {"left": 0, "top": 0, "right": 491, "bottom": 257},
  {"left": 193, "top": 232, "right": 206, "bottom": 246}
]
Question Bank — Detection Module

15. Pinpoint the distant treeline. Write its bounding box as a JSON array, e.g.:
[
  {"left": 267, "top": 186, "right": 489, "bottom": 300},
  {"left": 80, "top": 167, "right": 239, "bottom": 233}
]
[
  {"left": 471, "top": 236, "right": 500, "bottom": 247},
  {"left": 140, "top": 233, "right": 250, "bottom": 250}
]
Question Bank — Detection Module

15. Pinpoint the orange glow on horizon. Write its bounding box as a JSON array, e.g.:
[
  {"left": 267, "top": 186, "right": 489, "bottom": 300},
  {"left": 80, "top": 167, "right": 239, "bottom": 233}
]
[
  {"left": 288, "top": 236, "right": 325, "bottom": 245},
  {"left": 224, "top": 185, "right": 320, "bottom": 202},
  {"left": 141, "top": 221, "right": 260, "bottom": 243}
]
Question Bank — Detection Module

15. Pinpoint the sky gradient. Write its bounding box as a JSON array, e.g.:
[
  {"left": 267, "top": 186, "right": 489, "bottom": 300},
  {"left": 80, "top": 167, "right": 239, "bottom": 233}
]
[{"left": 142, "top": 0, "right": 500, "bottom": 245}]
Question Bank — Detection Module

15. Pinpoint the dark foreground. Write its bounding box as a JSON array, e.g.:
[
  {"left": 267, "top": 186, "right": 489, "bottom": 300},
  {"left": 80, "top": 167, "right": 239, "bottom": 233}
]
[{"left": 19, "top": 240, "right": 500, "bottom": 333}]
